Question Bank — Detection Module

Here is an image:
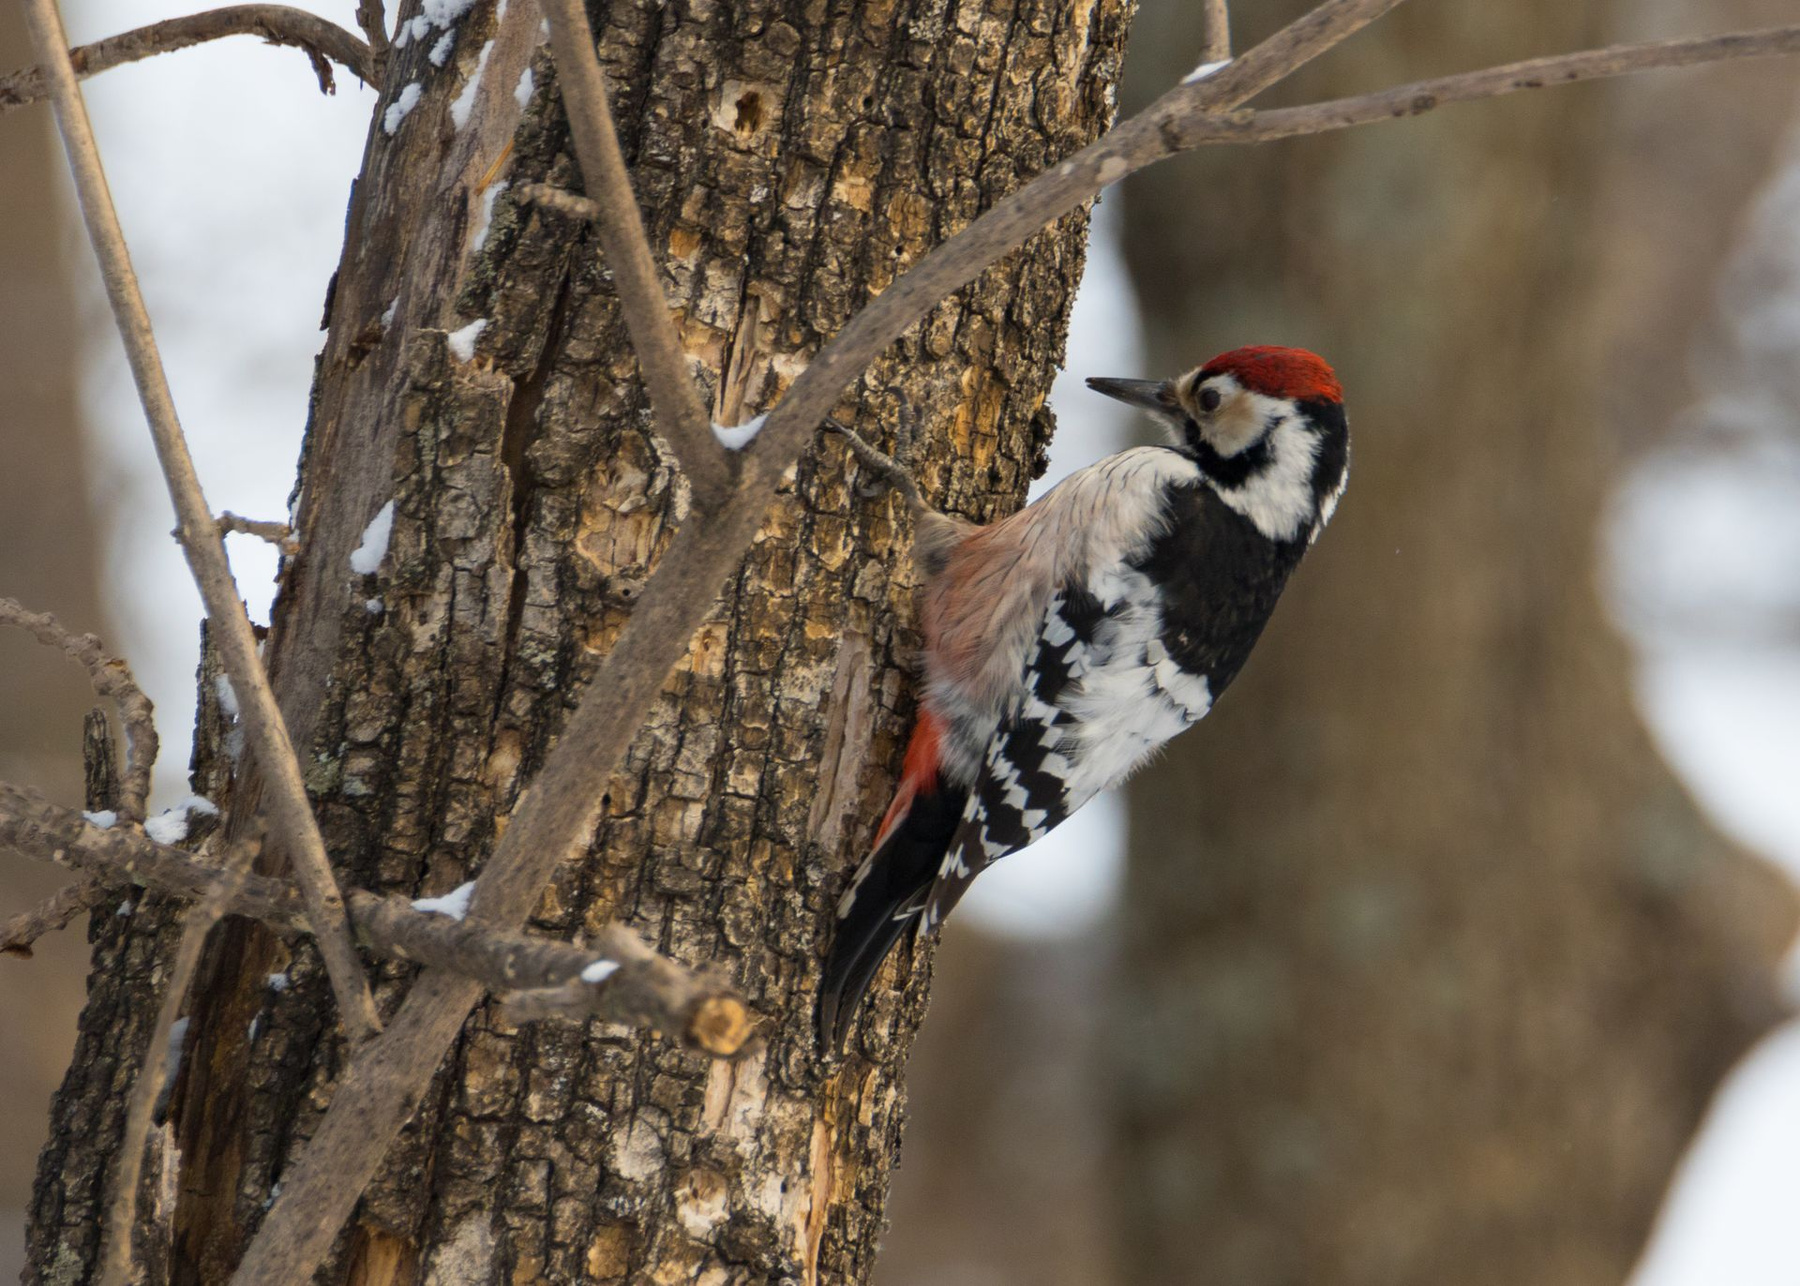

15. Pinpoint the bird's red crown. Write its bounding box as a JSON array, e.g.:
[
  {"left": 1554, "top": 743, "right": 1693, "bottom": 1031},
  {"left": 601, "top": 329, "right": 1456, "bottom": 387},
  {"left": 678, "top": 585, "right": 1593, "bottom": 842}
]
[{"left": 1201, "top": 345, "right": 1342, "bottom": 405}]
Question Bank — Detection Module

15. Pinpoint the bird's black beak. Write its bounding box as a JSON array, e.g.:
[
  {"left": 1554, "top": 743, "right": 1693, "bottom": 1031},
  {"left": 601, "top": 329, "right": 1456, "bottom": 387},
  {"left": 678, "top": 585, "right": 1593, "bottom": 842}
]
[{"left": 1086, "top": 376, "right": 1176, "bottom": 414}]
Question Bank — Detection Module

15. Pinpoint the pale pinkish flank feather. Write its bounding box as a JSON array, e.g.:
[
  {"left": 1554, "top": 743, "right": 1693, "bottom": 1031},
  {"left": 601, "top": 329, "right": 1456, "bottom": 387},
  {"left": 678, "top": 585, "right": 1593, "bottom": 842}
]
[{"left": 918, "top": 447, "right": 1201, "bottom": 782}]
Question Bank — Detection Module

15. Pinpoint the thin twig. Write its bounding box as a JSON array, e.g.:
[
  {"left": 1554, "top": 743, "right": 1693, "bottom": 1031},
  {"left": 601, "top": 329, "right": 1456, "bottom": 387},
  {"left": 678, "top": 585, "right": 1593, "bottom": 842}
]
[
  {"left": 2, "top": 711, "right": 126, "bottom": 954},
  {"left": 0, "top": 5, "right": 377, "bottom": 114},
  {"left": 0, "top": 780, "right": 754, "bottom": 1054},
  {"left": 354, "top": 0, "right": 389, "bottom": 72},
  {"left": 515, "top": 181, "right": 600, "bottom": 221},
  {"left": 539, "top": 0, "right": 731, "bottom": 507},
  {"left": 217, "top": 511, "right": 298, "bottom": 554},
  {"left": 0, "top": 597, "right": 155, "bottom": 822},
  {"left": 1174, "top": 24, "right": 1800, "bottom": 147},
  {"left": 99, "top": 831, "right": 261, "bottom": 1286},
  {"left": 0, "top": 881, "right": 111, "bottom": 956},
  {"left": 223, "top": 4, "right": 1800, "bottom": 1281},
  {"left": 1200, "top": 0, "right": 1231, "bottom": 64},
  {"left": 21, "top": 0, "right": 382, "bottom": 1045}
]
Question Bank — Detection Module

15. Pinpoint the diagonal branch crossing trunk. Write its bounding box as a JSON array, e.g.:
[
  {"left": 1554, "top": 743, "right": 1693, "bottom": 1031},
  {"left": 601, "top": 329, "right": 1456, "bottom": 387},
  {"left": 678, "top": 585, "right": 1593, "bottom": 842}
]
[{"left": 26, "top": 0, "right": 1130, "bottom": 1280}]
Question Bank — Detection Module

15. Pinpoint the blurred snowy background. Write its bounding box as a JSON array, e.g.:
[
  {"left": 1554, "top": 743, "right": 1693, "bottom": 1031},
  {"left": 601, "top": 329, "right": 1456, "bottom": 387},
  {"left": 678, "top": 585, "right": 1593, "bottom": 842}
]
[{"left": 3, "top": 0, "right": 1800, "bottom": 1279}]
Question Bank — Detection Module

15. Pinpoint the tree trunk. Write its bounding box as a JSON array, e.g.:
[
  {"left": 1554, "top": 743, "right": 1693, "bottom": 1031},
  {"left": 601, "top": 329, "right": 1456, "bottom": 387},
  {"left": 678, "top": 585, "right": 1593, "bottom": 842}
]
[
  {"left": 1108, "top": 3, "right": 1798, "bottom": 1284},
  {"left": 25, "top": 0, "right": 1131, "bottom": 1280}
]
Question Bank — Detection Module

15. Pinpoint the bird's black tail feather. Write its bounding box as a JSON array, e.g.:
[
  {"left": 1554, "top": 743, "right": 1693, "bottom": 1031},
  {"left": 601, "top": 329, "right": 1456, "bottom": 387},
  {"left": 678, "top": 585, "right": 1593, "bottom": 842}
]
[{"left": 817, "top": 782, "right": 966, "bottom": 1052}]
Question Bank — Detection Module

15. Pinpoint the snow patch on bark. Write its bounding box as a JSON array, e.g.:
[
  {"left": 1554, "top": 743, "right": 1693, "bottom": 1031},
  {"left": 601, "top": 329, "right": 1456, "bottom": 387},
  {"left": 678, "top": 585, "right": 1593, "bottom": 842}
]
[
  {"left": 411, "top": 880, "right": 476, "bottom": 920},
  {"left": 350, "top": 501, "right": 396, "bottom": 574}
]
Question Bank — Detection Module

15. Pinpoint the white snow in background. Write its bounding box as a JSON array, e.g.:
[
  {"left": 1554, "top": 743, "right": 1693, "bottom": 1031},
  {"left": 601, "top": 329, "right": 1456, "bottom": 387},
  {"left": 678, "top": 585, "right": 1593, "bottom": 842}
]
[
  {"left": 1636, "top": 649, "right": 1800, "bottom": 889},
  {"left": 82, "top": 810, "right": 117, "bottom": 829},
  {"left": 1620, "top": 118, "right": 1800, "bottom": 1286},
  {"left": 349, "top": 500, "right": 396, "bottom": 574},
  {"left": 144, "top": 795, "right": 217, "bottom": 845},
  {"left": 412, "top": 881, "right": 477, "bottom": 921},
  {"left": 447, "top": 318, "right": 488, "bottom": 362},
  {"left": 430, "top": 30, "right": 457, "bottom": 67},
  {"left": 711, "top": 416, "right": 767, "bottom": 450},
  {"left": 581, "top": 959, "right": 620, "bottom": 983},
  {"left": 450, "top": 41, "right": 494, "bottom": 130},
  {"left": 382, "top": 82, "right": 423, "bottom": 136},
  {"left": 514, "top": 67, "right": 535, "bottom": 110},
  {"left": 1609, "top": 443, "right": 1800, "bottom": 644},
  {"left": 471, "top": 181, "right": 508, "bottom": 253},
  {"left": 1182, "top": 58, "right": 1230, "bottom": 84},
  {"left": 1634, "top": 1026, "right": 1800, "bottom": 1286}
]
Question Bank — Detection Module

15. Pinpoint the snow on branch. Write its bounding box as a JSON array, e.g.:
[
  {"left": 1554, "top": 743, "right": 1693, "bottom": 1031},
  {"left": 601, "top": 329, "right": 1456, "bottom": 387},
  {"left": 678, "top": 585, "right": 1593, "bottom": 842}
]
[
  {"left": 0, "top": 4, "right": 378, "bottom": 114},
  {"left": 0, "top": 780, "right": 755, "bottom": 1057},
  {"left": 217, "top": 510, "right": 298, "bottom": 553}
]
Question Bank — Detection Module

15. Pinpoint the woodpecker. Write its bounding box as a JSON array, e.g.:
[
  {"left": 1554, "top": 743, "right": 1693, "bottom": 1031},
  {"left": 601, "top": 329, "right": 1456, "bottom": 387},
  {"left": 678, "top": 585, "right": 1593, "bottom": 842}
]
[{"left": 817, "top": 346, "right": 1350, "bottom": 1049}]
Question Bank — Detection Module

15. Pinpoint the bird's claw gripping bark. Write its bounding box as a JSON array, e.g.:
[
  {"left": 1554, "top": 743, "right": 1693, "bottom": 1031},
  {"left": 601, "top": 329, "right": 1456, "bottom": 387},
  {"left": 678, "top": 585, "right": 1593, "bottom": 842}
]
[{"left": 824, "top": 401, "right": 924, "bottom": 510}]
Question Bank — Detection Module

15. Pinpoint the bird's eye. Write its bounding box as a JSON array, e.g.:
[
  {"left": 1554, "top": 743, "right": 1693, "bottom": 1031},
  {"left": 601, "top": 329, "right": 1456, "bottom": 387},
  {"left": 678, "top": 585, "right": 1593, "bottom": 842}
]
[{"left": 1198, "top": 386, "right": 1222, "bottom": 413}]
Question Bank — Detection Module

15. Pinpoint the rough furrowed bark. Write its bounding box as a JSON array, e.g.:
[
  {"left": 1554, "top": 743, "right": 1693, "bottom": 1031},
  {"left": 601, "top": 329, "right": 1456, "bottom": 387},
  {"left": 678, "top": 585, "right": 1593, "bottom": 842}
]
[{"left": 26, "top": 0, "right": 1132, "bottom": 1281}]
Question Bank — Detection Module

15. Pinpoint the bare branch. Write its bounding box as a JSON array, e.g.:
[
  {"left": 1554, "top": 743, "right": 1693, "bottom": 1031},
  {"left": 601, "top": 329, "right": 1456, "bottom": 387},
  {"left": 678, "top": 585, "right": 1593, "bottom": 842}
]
[
  {"left": 216, "top": 511, "right": 298, "bottom": 554},
  {"left": 0, "top": 881, "right": 111, "bottom": 956},
  {"left": 0, "top": 5, "right": 377, "bottom": 114},
  {"left": 21, "top": 0, "right": 382, "bottom": 1044},
  {"left": 99, "top": 831, "right": 260, "bottom": 1286},
  {"left": 2, "top": 710, "right": 129, "bottom": 955},
  {"left": 515, "top": 180, "right": 600, "bottom": 222},
  {"left": 1175, "top": 24, "right": 1800, "bottom": 148},
  {"left": 539, "top": 0, "right": 732, "bottom": 506},
  {"left": 1200, "top": 0, "right": 1231, "bottom": 64},
  {"left": 0, "top": 780, "right": 754, "bottom": 1055},
  {"left": 0, "top": 597, "right": 155, "bottom": 822},
  {"left": 354, "top": 0, "right": 389, "bottom": 72}
]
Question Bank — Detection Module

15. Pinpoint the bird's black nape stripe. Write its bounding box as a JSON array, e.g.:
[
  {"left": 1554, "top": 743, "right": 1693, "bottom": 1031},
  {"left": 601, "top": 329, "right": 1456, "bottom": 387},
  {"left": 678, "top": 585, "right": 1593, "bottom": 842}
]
[
  {"left": 1302, "top": 397, "right": 1349, "bottom": 507},
  {"left": 817, "top": 782, "right": 968, "bottom": 1051}
]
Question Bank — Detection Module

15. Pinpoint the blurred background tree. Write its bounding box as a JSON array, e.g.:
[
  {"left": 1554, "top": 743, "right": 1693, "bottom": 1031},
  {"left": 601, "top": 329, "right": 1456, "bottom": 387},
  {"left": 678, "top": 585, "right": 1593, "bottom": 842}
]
[
  {"left": 881, "top": 2, "right": 1800, "bottom": 1284},
  {"left": 0, "top": 5, "right": 106, "bottom": 1276}
]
